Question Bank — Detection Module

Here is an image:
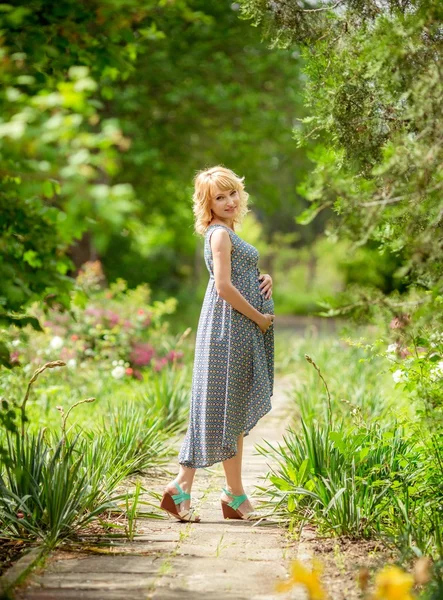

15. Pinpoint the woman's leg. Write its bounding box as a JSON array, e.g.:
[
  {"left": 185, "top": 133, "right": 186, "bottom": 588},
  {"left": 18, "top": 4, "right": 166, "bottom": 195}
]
[
  {"left": 221, "top": 432, "right": 254, "bottom": 514},
  {"left": 165, "top": 465, "right": 196, "bottom": 513}
]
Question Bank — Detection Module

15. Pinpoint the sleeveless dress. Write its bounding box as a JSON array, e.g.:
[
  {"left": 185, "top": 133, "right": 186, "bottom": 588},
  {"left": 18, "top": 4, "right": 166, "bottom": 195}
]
[{"left": 178, "top": 223, "right": 274, "bottom": 469}]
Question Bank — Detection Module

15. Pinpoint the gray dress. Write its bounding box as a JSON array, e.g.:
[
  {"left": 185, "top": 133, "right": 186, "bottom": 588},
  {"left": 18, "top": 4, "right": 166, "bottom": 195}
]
[{"left": 178, "top": 223, "right": 275, "bottom": 469}]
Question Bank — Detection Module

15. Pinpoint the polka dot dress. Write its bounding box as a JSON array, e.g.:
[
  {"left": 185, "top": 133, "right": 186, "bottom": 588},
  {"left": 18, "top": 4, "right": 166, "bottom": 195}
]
[{"left": 178, "top": 223, "right": 274, "bottom": 469}]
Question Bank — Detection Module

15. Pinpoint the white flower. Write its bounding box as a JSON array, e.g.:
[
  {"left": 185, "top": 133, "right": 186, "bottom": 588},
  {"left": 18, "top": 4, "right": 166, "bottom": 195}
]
[
  {"left": 111, "top": 365, "right": 126, "bottom": 379},
  {"left": 386, "top": 343, "right": 397, "bottom": 361},
  {"left": 392, "top": 369, "right": 405, "bottom": 383},
  {"left": 430, "top": 361, "right": 443, "bottom": 381},
  {"left": 11, "top": 339, "right": 21, "bottom": 347},
  {"left": 67, "top": 358, "right": 77, "bottom": 369},
  {"left": 49, "top": 336, "right": 64, "bottom": 350}
]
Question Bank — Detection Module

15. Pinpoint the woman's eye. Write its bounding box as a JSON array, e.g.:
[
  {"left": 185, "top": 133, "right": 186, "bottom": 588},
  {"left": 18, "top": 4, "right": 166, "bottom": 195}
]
[{"left": 230, "top": 190, "right": 236, "bottom": 196}]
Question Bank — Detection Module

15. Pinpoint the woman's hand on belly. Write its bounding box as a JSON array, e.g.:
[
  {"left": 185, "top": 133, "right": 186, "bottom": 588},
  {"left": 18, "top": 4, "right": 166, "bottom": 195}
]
[{"left": 259, "top": 273, "right": 273, "bottom": 300}]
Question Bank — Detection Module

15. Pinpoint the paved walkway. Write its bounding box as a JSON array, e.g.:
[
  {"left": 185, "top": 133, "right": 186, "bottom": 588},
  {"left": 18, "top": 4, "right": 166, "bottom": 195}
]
[{"left": 15, "top": 374, "right": 298, "bottom": 600}]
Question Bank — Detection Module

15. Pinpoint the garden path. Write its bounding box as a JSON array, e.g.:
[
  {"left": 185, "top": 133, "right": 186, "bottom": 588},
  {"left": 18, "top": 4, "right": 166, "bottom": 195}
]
[{"left": 14, "top": 373, "right": 303, "bottom": 600}]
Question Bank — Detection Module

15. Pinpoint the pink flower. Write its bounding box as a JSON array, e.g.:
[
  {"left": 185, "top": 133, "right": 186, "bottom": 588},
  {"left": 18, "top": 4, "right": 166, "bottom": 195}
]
[
  {"left": 399, "top": 346, "right": 411, "bottom": 358},
  {"left": 85, "top": 307, "right": 104, "bottom": 319},
  {"left": 389, "top": 314, "right": 411, "bottom": 329},
  {"left": 10, "top": 351, "right": 20, "bottom": 365},
  {"left": 60, "top": 347, "right": 76, "bottom": 361},
  {"left": 166, "top": 350, "right": 184, "bottom": 362},
  {"left": 153, "top": 357, "right": 168, "bottom": 372},
  {"left": 50, "top": 326, "right": 66, "bottom": 336},
  {"left": 105, "top": 310, "right": 120, "bottom": 327},
  {"left": 130, "top": 342, "right": 155, "bottom": 367}
]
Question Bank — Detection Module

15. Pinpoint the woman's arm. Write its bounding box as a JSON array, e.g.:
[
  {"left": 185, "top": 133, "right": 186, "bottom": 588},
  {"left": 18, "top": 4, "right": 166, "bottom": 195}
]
[{"left": 210, "top": 229, "right": 263, "bottom": 325}]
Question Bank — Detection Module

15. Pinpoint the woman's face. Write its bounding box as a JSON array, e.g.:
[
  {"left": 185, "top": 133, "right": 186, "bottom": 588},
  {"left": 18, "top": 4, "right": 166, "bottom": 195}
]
[{"left": 209, "top": 185, "right": 239, "bottom": 221}]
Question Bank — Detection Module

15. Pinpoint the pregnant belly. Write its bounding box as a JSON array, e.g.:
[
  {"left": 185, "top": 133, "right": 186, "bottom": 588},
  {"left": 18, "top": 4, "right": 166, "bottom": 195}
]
[
  {"left": 256, "top": 274, "right": 274, "bottom": 314},
  {"left": 234, "top": 271, "right": 275, "bottom": 314},
  {"left": 261, "top": 294, "right": 274, "bottom": 315}
]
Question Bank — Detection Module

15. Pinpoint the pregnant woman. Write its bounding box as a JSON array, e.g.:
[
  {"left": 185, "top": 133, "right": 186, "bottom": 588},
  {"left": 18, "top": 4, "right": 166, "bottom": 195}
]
[{"left": 160, "top": 165, "right": 275, "bottom": 522}]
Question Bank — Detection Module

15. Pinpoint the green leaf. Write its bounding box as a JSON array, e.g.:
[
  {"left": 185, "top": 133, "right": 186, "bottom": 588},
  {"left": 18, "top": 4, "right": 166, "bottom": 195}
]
[
  {"left": 71, "top": 289, "right": 89, "bottom": 309},
  {"left": 329, "top": 431, "right": 346, "bottom": 454},
  {"left": 296, "top": 202, "right": 331, "bottom": 225},
  {"left": 0, "top": 341, "right": 13, "bottom": 368},
  {"left": 298, "top": 457, "right": 309, "bottom": 483},
  {"left": 269, "top": 475, "right": 292, "bottom": 491},
  {"left": 6, "top": 314, "right": 43, "bottom": 331},
  {"left": 42, "top": 180, "right": 54, "bottom": 198},
  {"left": 287, "top": 495, "right": 296, "bottom": 512},
  {"left": 23, "top": 250, "right": 42, "bottom": 268},
  {"left": 359, "top": 447, "right": 370, "bottom": 461}
]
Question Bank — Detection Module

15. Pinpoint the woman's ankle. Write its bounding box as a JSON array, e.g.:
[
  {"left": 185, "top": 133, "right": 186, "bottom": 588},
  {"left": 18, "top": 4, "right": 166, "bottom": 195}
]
[
  {"left": 224, "top": 484, "right": 245, "bottom": 496},
  {"left": 175, "top": 466, "right": 196, "bottom": 489},
  {"left": 173, "top": 476, "right": 194, "bottom": 491}
]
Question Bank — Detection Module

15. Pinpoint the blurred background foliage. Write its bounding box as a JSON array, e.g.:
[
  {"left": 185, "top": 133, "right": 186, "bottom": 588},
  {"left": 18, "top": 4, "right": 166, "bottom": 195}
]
[
  {"left": 1, "top": 1, "right": 443, "bottom": 591},
  {"left": 3, "top": 0, "right": 419, "bottom": 336},
  {"left": 239, "top": 0, "right": 442, "bottom": 328},
  {"left": 1, "top": 0, "right": 320, "bottom": 329}
]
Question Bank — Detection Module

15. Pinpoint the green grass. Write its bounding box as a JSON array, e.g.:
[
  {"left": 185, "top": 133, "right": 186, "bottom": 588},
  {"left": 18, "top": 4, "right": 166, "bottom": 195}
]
[
  {"left": 0, "top": 359, "right": 191, "bottom": 551},
  {"left": 256, "top": 331, "right": 442, "bottom": 578}
]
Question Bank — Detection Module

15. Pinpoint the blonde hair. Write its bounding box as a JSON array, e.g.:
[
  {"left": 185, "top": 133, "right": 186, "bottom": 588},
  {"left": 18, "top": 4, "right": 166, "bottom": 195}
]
[{"left": 192, "top": 165, "right": 250, "bottom": 236}]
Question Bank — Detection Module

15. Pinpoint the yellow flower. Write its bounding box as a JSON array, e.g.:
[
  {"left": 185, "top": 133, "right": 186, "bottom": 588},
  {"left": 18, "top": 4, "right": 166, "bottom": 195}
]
[
  {"left": 276, "top": 559, "right": 326, "bottom": 599},
  {"left": 372, "top": 565, "right": 415, "bottom": 600}
]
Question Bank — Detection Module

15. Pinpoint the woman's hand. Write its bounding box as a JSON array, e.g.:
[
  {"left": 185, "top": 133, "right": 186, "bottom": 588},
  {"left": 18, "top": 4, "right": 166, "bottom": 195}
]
[
  {"left": 259, "top": 273, "right": 273, "bottom": 300},
  {"left": 257, "top": 313, "right": 274, "bottom": 334}
]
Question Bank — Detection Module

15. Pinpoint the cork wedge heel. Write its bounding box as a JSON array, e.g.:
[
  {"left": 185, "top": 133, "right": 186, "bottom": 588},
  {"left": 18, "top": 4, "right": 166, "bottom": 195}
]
[
  {"left": 220, "top": 487, "right": 262, "bottom": 521},
  {"left": 160, "top": 480, "right": 201, "bottom": 523}
]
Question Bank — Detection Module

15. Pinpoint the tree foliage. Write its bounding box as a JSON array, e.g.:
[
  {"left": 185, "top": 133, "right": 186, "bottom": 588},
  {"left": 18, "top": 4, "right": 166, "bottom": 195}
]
[
  {"left": 0, "top": 1, "right": 151, "bottom": 332},
  {"left": 0, "top": 0, "right": 309, "bottom": 337},
  {"left": 100, "top": 1, "right": 311, "bottom": 289},
  {"left": 239, "top": 0, "right": 443, "bottom": 324}
]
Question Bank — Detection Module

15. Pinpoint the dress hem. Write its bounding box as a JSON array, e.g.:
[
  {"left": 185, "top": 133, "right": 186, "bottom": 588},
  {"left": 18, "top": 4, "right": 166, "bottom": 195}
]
[{"left": 178, "top": 394, "right": 273, "bottom": 469}]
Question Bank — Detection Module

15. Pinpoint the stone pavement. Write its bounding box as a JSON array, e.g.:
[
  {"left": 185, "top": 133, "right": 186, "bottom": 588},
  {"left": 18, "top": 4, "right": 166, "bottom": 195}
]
[{"left": 15, "top": 374, "right": 299, "bottom": 600}]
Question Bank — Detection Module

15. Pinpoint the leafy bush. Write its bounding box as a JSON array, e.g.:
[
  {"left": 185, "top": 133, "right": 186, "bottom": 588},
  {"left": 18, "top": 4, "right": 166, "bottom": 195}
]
[
  {"left": 0, "top": 359, "right": 179, "bottom": 552},
  {"left": 257, "top": 334, "right": 442, "bottom": 573},
  {"left": 259, "top": 417, "right": 418, "bottom": 539},
  {"left": 6, "top": 263, "right": 188, "bottom": 382}
]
